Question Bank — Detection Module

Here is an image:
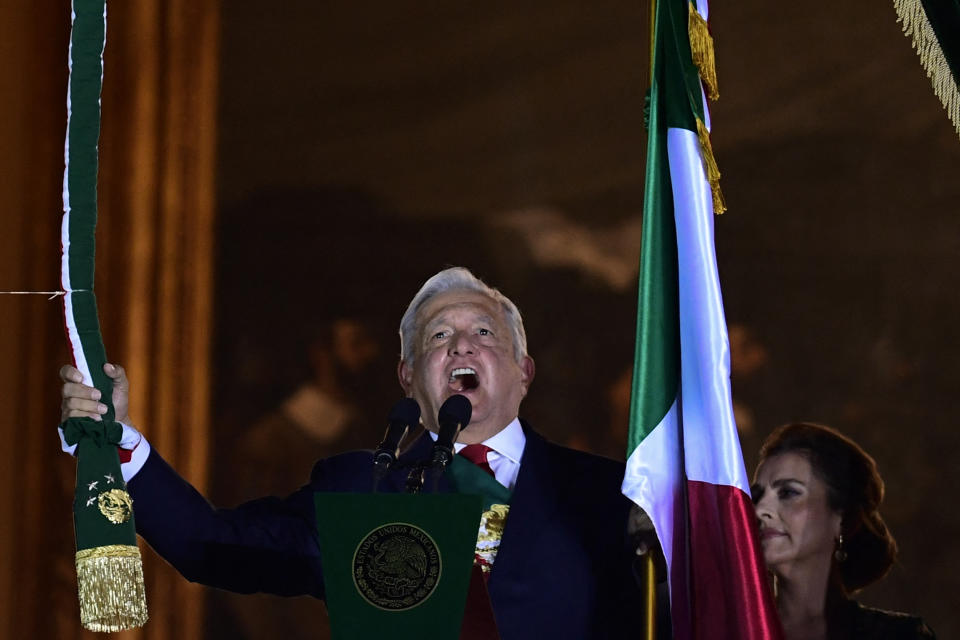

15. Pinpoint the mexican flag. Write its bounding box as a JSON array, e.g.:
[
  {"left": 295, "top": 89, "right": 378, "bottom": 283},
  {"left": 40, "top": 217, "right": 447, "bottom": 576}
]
[{"left": 620, "top": 0, "right": 782, "bottom": 637}]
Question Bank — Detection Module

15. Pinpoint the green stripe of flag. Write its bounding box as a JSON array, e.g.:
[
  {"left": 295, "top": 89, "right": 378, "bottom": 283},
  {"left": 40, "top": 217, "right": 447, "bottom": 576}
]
[
  {"left": 627, "top": 67, "right": 678, "bottom": 451},
  {"left": 627, "top": 0, "right": 706, "bottom": 451},
  {"left": 663, "top": 0, "right": 704, "bottom": 131}
]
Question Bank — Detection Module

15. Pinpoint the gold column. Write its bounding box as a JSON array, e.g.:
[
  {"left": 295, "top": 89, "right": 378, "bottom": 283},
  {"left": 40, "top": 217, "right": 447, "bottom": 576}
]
[{"left": 0, "top": 1, "right": 218, "bottom": 638}]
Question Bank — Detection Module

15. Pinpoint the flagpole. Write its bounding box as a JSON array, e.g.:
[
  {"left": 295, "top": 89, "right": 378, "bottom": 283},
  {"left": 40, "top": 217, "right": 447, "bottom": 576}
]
[
  {"left": 642, "top": 5, "right": 659, "bottom": 640},
  {"left": 643, "top": 553, "right": 656, "bottom": 640},
  {"left": 642, "top": 4, "right": 660, "bottom": 640},
  {"left": 649, "top": 0, "right": 656, "bottom": 79}
]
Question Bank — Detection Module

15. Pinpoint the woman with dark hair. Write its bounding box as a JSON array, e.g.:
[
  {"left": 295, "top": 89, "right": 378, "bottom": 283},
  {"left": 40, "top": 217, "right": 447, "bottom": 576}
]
[{"left": 752, "top": 422, "right": 935, "bottom": 639}]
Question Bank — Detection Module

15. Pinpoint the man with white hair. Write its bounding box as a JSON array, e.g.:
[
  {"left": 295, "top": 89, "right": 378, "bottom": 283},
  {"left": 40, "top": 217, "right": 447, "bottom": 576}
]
[{"left": 60, "top": 267, "right": 646, "bottom": 639}]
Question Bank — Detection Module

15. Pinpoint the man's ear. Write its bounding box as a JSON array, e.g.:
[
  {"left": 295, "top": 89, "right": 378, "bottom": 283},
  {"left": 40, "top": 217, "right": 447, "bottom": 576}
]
[
  {"left": 519, "top": 355, "right": 535, "bottom": 396},
  {"left": 398, "top": 360, "right": 413, "bottom": 395}
]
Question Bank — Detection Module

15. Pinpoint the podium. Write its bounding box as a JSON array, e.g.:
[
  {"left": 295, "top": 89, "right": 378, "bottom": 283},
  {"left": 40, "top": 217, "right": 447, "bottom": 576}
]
[{"left": 314, "top": 493, "right": 495, "bottom": 639}]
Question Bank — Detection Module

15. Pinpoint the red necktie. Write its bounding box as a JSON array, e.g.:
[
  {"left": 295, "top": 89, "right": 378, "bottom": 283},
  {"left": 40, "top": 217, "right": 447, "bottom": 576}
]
[{"left": 459, "top": 443, "right": 495, "bottom": 478}]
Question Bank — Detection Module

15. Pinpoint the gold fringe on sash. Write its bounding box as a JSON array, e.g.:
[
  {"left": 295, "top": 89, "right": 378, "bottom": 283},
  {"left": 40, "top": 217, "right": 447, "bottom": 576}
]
[
  {"left": 894, "top": 0, "right": 960, "bottom": 139},
  {"left": 688, "top": 2, "right": 719, "bottom": 101},
  {"left": 75, "top": 545, "right": 149, "bottom": 632},
  {"left": 696, "top": 118, "right": 727, "bottom": 215}
]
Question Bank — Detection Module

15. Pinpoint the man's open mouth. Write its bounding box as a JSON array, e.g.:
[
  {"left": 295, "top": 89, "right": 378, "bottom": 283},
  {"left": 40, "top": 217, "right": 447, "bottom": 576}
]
[{"left": 448, "top": 367, "right": 479, "bottom": 392}]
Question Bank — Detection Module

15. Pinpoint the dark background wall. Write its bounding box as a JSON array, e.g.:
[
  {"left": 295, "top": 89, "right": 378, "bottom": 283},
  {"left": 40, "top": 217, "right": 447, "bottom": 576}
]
[{"left": 210, "top": 1, "right": 960, "bottom": 636}]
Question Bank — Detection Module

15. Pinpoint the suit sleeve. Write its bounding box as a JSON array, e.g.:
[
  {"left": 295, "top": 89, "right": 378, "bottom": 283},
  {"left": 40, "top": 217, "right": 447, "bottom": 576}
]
[{"left": 128, "top": 448, "right": 325, "bottom": 598}]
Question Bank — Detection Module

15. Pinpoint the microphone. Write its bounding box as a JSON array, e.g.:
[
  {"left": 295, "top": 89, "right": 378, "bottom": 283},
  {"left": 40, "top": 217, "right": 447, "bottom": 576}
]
[
  {"left": 431, "top": 394, "right": 472, "bottom": 469},
  {"left": 405, "top": 394, "right": 472, "bottom": 494},
  {"left": 372, "top": 397, "right": 420, "bottom": 491}
]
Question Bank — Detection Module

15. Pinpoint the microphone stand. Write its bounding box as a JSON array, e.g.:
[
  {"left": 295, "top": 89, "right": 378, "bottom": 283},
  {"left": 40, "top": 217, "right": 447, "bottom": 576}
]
[
  {"left": 428, "top": 428, "right": 459, "bottom": 493},
  {"left": 405, "top": 462, "right": 427, "bottom": 494},
  {"left": 404, "top": 421, "right": 464, "bottom": 493},
  {"left": 404, "top": 394, "right": 471, "bottom": 494}
]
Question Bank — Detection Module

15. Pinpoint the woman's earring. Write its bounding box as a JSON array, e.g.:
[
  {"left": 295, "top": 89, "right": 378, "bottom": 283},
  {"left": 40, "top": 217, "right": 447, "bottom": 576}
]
[{"left": 834, "top": 534, "right": 847, "bottom": 562}]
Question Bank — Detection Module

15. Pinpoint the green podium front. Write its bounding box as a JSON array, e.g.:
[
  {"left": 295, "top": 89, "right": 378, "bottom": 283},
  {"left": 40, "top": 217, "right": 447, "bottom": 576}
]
[{"left": 314, "top": 493, "right": 483, "bottom": 640}]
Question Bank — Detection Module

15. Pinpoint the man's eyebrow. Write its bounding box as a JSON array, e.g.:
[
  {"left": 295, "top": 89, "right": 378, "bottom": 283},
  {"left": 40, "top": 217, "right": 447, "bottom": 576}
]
[
  {"left": 423, "top": 312, "right": 496, "bottom": 331},
  {"left": 423, "top": 316, "right": 447, "bottom": 331}
]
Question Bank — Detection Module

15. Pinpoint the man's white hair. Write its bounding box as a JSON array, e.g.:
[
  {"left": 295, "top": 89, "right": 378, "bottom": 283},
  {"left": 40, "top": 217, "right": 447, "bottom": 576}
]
[{"left": 399, "top": 267, "right": 528, "bottom": 366}]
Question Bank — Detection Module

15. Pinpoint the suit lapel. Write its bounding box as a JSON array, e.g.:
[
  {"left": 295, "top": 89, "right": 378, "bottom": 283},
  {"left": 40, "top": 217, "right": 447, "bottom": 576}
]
[{"left": 486, "top": 426, "right": 560, "bottom": 593}]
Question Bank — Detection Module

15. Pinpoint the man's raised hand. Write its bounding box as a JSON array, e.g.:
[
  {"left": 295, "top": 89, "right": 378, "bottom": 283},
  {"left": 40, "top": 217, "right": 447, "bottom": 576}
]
[{"left": 59, "top": 362, "right": 131, "bottom": 425}]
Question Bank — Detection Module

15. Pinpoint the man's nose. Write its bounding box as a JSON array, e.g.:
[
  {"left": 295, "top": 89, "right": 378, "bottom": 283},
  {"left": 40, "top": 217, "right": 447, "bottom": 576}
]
[{"left": 449, "top": 332, "right": 474, "bottom": 355}]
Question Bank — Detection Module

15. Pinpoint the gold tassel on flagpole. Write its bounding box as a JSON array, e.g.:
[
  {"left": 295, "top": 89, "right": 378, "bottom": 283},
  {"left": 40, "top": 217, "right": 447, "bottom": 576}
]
[
  {"left": 893, "top": 0, "right": 960, "bottom": 139},
  {"left": 688, "top": 2, "right": 719, "bottom": 101},
  {"left": 76, "top": 544, "right": 149, "bottom": 632},
  {"left": 695, "top": 117, "right": 727, "bottom": 215}
]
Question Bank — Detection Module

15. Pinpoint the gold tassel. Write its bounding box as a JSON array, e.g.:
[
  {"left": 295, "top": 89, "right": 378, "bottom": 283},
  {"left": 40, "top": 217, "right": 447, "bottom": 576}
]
[
  {"left": 688, "top": 2, "right": 719, "bottom": 101},
  {"left": 696, "top": 118, "right": 727, "bottom": 215},
  {"left": 76, "top": 545, "right": 149, "bottom": 632},
  {"left": 894, "top": 0, "right": 960, "bottom": 139}
]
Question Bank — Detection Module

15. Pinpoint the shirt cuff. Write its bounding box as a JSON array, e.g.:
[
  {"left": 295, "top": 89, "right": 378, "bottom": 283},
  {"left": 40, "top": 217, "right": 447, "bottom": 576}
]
[
  {"left": 118, "top": 422, "right": 151, "bottom": 481},
  {"left": 58, "top": 420, "right": 151, "bottom": 482}
]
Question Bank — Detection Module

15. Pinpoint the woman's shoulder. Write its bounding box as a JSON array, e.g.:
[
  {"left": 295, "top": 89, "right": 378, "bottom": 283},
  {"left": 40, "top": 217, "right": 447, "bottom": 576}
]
[{"left": 845, "top": 600, "right": 936, "bottom": 640}]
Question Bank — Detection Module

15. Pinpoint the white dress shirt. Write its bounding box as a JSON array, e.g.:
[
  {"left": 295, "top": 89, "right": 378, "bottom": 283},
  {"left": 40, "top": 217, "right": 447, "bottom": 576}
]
[{"left": 441, "top": 417, "right": 526, "bottom": 491}]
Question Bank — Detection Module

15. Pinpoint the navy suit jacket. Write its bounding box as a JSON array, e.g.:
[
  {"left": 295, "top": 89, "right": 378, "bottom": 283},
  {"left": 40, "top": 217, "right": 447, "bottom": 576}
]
[{"left": 129, "top": 423, "right": 643, "bottom": 639}]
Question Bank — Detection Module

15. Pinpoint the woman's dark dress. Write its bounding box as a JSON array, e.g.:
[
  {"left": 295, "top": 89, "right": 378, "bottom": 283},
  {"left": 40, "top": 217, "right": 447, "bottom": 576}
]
[{"left": 832, "top": 600, "right": 936, "bottom": 640}]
